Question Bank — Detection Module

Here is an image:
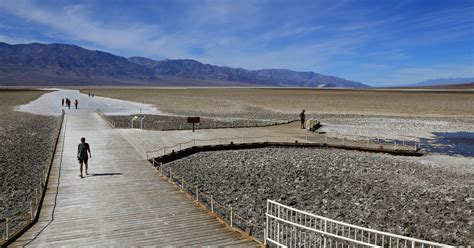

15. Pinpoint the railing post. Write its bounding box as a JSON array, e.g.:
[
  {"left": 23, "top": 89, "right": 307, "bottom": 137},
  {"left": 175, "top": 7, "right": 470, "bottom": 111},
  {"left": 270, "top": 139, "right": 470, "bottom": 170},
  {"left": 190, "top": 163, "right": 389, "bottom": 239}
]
[
  {"left": 324, "top": 219, "right": 327, "bottom": 248},
  {"left": 211, "top": 195, "right": 214, "bottom": 213},
  {"left": 30, "top": 201, "right": 33, "bottom": 220},
  {"left": 412, "top": 240, "right": 415, "bottom": 248},
  {"left": 196, "top": 186, "right": 199, "bottom": 201},
  {"left": 277, "top": 205, "right": 280, "bottom": 243},
  {"left": 265, "top": 200, "right": 269, "bottom": 245},
  {"left": 230, "top": 207, "right": 233, "bottom": 227},
  {"left": 169, "top": 168, "right": 172, "bottom": 183},
  {"left": 5, "top": 218, "right": 9, "bottom": 240}
]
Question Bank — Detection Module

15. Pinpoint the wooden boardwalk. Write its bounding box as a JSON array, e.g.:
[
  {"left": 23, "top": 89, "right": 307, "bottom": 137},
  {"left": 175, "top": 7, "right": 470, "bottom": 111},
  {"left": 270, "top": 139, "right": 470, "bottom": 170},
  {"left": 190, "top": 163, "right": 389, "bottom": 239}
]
[
  {"left": 117, "top": 122, "right": 418, "bottom": 160},
  {"left": 13, "top": 113, "right": 258, "bottom": 247}
]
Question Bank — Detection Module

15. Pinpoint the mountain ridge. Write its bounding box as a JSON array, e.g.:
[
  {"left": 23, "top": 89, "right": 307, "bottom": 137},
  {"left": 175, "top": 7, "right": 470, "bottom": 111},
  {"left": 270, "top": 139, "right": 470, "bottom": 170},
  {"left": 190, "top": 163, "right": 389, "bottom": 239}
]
[{"left": 0, "top": 42, "right": 367, "bottom": 87}]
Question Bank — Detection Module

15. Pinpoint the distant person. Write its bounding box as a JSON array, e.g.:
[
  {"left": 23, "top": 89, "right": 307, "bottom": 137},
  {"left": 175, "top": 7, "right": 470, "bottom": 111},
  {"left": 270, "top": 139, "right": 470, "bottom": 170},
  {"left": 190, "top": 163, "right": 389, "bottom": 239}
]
[
  {"left": 62, "top": 98, "right": 64, "bottom": 106},
  {"left": 67, "top": 98, "right": 71, "bottom": 109},
  {"left": 74, "top": 99, "right": 78, "bottom": 109},
  {"left": 77, "top": 137, "right": 91, "bottom": 178},
  {"left": 299, "top": 109, "right": 306, "bottom": 129},
  {"left": 92, "top": 94, "right": 94, "bottom": 98},
  {"left": 88, "top": 91, "right": 91, "bottom": 97}
]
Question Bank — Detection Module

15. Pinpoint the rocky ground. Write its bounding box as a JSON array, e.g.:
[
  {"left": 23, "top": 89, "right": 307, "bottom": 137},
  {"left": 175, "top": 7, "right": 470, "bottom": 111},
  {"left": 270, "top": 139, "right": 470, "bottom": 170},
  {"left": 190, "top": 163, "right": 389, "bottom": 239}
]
[
  {"left": 164, "top": 147, "right": 473, "bottom": 246},
  {"left": 107, "top": 112, "right": 294, "bottom": 130},
  {"left": 0, "top": 90, "right": 61, "bottom": 235}
]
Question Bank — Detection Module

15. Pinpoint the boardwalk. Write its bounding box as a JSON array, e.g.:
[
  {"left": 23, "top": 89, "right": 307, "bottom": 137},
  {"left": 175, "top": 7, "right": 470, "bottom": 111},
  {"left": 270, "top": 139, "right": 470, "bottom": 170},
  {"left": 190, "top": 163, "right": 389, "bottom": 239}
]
[{"left": 13, "top": 113, "right": 258, "bottom": 247}]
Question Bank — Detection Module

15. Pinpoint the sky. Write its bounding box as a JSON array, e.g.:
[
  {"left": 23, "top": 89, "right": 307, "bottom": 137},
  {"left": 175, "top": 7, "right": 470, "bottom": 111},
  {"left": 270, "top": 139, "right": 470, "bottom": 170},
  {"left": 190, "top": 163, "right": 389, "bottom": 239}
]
[{"left": 0, "top": 0, "right": 473, "bottom": 86}]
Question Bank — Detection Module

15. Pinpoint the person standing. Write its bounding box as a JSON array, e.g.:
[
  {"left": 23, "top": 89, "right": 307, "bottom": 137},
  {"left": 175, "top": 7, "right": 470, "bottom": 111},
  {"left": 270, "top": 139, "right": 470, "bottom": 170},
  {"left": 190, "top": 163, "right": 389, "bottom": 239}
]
[
  {"left": 74, "top": 99, "right": 78, "bottom": 109},
  {"left": 62, "top": 98, "right": 64, "bottom": 107},
  {"left": 77, "top": 137, "right": 91, "bottom": 178},
  {"left": 299, "top": 109, "right": 306, "bottom": 129}
]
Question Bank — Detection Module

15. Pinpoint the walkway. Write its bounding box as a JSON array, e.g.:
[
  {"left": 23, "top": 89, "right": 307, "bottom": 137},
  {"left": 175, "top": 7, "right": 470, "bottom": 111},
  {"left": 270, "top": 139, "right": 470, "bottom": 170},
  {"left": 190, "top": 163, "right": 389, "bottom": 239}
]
[{"left": 13, "top": 112, "right": 258, "bottom": 247}]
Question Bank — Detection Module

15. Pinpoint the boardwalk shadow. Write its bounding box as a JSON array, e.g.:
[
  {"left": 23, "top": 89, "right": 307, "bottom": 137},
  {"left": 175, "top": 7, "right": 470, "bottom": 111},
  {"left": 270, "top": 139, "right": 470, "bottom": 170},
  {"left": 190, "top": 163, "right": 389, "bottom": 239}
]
[
  {"left": 89, "top": 173, "right": 123, "bottom": 177},
  {"left": 420, "top": 131, "right": 474, "bottom": 157}
]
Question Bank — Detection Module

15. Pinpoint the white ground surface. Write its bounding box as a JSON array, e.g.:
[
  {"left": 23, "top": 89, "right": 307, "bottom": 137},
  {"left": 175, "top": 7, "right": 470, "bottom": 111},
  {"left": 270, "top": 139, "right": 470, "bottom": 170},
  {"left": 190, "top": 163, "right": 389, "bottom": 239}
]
[{"left": 16, "top": 88, "right": 161, "bottom": 116}]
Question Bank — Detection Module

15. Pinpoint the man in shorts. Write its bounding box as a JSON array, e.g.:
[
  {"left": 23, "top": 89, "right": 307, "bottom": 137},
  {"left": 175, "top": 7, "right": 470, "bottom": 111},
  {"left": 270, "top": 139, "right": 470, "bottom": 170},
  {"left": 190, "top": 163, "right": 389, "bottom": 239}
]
[
  {"left": 299, "top": 109, "right": 306, "bottom": 129},
  {"left": 77, "top": 137, "right": 91, "bottom": 178}
]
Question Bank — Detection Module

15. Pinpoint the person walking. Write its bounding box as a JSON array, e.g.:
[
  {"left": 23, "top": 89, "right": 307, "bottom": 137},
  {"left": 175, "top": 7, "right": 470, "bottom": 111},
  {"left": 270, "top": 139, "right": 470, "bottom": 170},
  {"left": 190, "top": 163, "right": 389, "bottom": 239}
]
[
  {"left": 67, "top": 98, "right": 71, "bottom": 109},
  {"left": 299, "top": 109, "right": 306, "bottom": 129},
  {"left": 74, "top": 99, "right": 78, "bottom": 109},
  {"left": 62, "top": 98, "right": 64, "bottom": 107},
  {"left": 77, "top": 137, "right": 91, "bottom": 178}
]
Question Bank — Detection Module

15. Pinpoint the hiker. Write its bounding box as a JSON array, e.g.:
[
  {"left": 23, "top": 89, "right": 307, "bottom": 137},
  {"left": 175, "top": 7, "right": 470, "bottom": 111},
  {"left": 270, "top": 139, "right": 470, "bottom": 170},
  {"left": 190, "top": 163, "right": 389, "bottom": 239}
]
[
  {"left": 299, "top": 109, "right": 306, "bottom": 129},
  {"left": 74, "top": 99, "right": 78, "bottom": 109},
  {"left": 77, "top": 137, "right": 91, "bottom": 178},
  {"left": 62, "top": 98, "right": 64, "bottom": 106}
]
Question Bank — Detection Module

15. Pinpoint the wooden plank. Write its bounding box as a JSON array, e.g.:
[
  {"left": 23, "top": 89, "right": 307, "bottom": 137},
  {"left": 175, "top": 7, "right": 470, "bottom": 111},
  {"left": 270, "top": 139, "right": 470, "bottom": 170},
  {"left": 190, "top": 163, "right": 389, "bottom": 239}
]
[{"left": 12, "top": 112, "right": 258, "bottom": 247}]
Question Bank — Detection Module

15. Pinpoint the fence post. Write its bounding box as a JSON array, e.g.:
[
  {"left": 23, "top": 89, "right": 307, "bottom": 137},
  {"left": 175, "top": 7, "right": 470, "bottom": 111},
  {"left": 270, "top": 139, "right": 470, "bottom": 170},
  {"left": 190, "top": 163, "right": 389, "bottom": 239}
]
[
  {"left": 211, "top": 196, "right": 214, "bottom": 213},
  {"left": 265, "top": 200, "right": 269, "bottom": 245},
  {"left": 196, "top": 186, "right": 199, "bottom": 202},
  {"left": 30, "top": 201, "right": 33, "bottom": 220},
  {"left": 4, "top": 218, "right": 8, "bottom": 240},
  {"left": 277, "top": 205, "right": 280, "bottom": 243},
  {"left": 169, "top": 168, "right": 172, "bottom": 183},
  {"left": 230, "top": 207, "right": 233, "bottom": 227},
  {"left": 324, "top": 219, "right": 327, "bottom": 248},
  {"left": 181, "top": 178, "right": 184, "bottom": 190}
]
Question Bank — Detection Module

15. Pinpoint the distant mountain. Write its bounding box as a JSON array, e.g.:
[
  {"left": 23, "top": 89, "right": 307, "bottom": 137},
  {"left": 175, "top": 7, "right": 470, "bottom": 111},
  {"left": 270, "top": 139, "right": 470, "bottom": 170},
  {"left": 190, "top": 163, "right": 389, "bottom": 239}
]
[
  {"left": 0, "top": 42, "right": 367, "bottom": 87},
  {"left": 410, "top": 77, "right": 474, "bottom": 87},
  {"left": 129, "top": 57, "right": 367, "bottom": 88}
]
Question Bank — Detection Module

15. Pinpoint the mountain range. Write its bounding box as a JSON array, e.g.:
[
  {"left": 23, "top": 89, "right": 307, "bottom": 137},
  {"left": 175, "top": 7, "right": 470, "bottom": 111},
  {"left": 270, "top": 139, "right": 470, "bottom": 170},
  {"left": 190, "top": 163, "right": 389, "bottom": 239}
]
[
  {"left": 410, "top": 77, "right": 474, "bottom": 87},
  {"left": 0, "top": 42, "right": 367, "bottom": 87}
]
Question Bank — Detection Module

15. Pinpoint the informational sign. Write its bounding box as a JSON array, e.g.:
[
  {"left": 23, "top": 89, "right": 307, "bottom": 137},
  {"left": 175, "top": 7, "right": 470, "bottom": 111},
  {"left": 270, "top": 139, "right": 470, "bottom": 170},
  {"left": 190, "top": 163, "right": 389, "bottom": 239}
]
[
  {"left": 187, "top": 117, "right": 200, "bottom": 123},
  {"left": 187, "top": 117, "right": 200, "bottom": 132}
]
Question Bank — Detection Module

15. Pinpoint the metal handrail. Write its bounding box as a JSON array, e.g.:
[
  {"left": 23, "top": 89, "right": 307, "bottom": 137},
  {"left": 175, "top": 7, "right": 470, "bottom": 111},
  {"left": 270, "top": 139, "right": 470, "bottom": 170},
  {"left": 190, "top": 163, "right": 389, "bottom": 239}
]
[
  {"left": 145, "top": 134, "right": 419, "bottom": 159},
  {"left": 266, "top": 200, "right": 454, "bottom": 248}
]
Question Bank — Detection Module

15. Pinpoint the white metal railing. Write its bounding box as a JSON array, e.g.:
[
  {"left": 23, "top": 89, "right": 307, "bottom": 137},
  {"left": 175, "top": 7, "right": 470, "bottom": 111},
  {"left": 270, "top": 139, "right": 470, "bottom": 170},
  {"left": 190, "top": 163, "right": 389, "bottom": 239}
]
[
  {"left": 145, "top": 134, "right": 420, "bottom": 160},
  {"left": 265, "top": 200, "right": 454, "bottom": 248}
]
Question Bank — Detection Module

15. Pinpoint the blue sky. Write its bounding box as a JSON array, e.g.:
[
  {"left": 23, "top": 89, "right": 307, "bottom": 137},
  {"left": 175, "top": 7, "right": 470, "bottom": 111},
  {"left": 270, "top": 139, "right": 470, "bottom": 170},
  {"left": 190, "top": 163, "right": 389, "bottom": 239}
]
[{"left": 0, "top": 0, "right": 473, "bottom": 86}]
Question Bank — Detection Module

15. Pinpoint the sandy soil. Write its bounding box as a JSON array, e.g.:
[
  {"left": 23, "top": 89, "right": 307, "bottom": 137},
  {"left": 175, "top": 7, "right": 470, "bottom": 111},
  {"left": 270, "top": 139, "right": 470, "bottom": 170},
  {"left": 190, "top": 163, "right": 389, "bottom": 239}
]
[
  {"left": 0, "top": 90, "right": 61, "bottom": 233},
  {"left": 81, "top": 88, "right": 474, "bottom": 117}
]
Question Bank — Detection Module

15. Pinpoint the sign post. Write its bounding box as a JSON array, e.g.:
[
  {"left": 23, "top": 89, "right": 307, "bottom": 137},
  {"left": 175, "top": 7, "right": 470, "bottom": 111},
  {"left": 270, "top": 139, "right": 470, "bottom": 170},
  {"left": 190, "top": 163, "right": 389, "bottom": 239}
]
[{"left": 187, "top": 117, "right": 200, "bottom": 132}]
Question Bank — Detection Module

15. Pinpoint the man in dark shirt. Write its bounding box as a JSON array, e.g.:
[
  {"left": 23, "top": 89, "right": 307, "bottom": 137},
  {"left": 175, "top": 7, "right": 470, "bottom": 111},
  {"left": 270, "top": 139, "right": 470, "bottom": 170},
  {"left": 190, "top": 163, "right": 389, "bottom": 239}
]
[
  {"left": 299, "top": 109, "right": 306, "bottom": 129},
  {"left": 77, "top": 137, "right": 91, "bottom": 178}
]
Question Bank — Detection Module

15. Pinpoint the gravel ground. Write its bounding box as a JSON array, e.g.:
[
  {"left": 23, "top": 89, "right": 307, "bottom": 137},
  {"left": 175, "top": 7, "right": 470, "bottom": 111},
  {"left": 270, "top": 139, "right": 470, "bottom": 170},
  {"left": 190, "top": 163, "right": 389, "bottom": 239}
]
[
  {"left": 0, "top": 90, "right": 61, "bottom": 234},
  {"left": 164, "top": 147, "right": 473, "bottom": 246}
]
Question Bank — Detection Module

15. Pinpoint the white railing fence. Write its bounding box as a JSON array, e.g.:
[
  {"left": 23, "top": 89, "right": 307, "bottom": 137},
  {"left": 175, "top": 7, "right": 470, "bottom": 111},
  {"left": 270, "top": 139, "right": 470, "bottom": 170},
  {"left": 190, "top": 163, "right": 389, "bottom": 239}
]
[{"left": 265, "top": 200, "right": 454, "bottom": 248}]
